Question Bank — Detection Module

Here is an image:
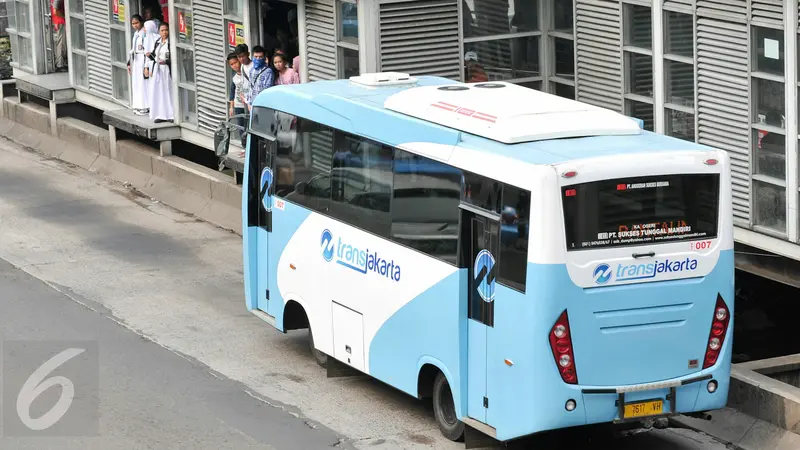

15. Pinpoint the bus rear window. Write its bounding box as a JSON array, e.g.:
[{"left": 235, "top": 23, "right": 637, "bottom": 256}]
[{"left": 562, "top": 174, "right": 720, "bottom": 251}]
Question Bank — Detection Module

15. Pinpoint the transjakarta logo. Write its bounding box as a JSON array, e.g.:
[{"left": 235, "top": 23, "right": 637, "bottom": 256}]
[
  {"left": 593, "top": 263, "right": 612, "bottom": 285},
  {"left": 593, "top": 258, "right": 699, "bottom": 284},
  {"left": 320, "top": 229, "right": 401, "bottom": 282}
]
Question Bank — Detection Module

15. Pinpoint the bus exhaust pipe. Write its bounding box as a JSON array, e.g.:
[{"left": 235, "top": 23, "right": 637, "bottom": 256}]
[{"left": 684, "top": 412, "right": 713, "bottom": 421}]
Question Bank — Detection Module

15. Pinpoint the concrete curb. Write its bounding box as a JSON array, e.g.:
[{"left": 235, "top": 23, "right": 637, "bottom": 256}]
[
  {"left": 670, "top": 408, "right": 800, "bottom": 450},
  {"left": 0, "top": 97, "right": 243, "bottom": 235}
]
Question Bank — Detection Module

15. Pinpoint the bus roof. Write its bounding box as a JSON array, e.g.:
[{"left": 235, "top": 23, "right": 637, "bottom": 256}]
[{"left": 251, "top": 73, "right": 711, "bottom": 166}]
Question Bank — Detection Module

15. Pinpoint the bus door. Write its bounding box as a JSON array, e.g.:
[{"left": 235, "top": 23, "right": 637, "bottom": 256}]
[
  {"left": 461, "top": 207, "right": 499, "bottom": 424},
  {"left": 253, "top": 133, "right": 277, "bottom": 315}
]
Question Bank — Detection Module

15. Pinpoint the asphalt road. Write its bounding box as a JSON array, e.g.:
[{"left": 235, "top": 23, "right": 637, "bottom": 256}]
[
  {"left": 0, "top": 136, "right": 730, "bottom": 449},
  {"left": 0, "top": 257, "right": 345, "bottom": 449}
]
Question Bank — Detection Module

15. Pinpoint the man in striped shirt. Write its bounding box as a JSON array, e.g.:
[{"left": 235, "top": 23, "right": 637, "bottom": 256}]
[{"left": 246, "top": 46, "right": 274, "bottom": 110}]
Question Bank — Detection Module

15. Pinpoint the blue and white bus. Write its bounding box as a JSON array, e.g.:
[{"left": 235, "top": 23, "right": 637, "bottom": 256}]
[{"left": 239, "top": 73, "right": 734, "bottom": 444}]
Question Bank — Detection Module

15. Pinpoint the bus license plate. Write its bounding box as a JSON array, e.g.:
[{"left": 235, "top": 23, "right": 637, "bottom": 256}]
[{"left": 623, "top": 399, "right": 663, "bottom": 419}]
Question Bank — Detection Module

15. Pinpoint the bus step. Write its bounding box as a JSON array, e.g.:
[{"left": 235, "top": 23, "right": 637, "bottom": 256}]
[
  {"left": 464, "top": 424, "right": 503, "bottom": 449},
  {"left": 326, "top": 357, "right": 366, "bottom": 378}
]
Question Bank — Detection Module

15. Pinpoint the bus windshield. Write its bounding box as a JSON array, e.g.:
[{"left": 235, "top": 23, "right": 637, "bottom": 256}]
[{"left": 562, "top": 173, "right": 720, "bottom": 251}]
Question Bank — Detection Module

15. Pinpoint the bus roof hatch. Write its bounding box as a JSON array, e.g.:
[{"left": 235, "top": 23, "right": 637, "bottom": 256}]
[
  {"left": 383, "top": 81, "right": 642, "bottom": 144},
  {"left": 349, "top": 72, "right": 419, "bottom": 88}
]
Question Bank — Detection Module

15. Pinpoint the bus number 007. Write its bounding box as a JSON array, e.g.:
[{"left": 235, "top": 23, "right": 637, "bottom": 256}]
[{"left": 692, "top": 240, "right": 712, "bottom": 250}]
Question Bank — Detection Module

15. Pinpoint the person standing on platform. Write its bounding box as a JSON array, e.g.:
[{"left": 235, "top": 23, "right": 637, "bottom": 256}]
[
  {"left": 51, "top": 0, "right": 67, "bottom": 72},
  {"left": 127, "top": 15, "right": 149, "bottom": 115},
  {"left": 245, "top": 46, "right": 274, "bottom": 111},
  {"left": 147, "top": 23, "right": 174, "bottom": 123},
  {"left": 227, "top": 52, "right": 249, "bottom": 145},
  {"left": 273, "top": 51, "right": 299, "bottom": 85},
  {"left": 142, "top": 19, "right": 159, "bottom": 112}
]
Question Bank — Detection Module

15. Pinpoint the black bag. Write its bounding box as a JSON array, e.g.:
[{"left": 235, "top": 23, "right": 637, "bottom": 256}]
[{"left": 214, "top": 121, "right": 231, "bottom": 157}]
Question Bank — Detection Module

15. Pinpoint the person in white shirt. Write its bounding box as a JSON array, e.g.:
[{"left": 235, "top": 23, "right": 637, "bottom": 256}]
[
  {"left": 127, "top": 14, "right": 149, "bottom": 115},
  {"left": 235, "top": 44, "right": 254, "bottom": 85},
  {"left": 146, "top": 23, "right": 174, "bottom": 123},
  {"left": 227, "top": 52, "right": 250, "bottom": 145}
]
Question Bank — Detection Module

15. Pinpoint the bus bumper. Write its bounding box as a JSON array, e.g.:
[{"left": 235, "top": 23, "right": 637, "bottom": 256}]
[
  {"left": 579, "top": 370, "right": 730, "bottom": 427},
  {"left": 489, "top": 367, "right": 730, "bottom": 442}
]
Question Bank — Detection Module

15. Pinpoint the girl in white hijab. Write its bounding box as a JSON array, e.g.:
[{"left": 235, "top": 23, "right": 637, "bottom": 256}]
[
  {"left": 127, "top": 14, "right": 148, "bottom": 115},
  {"left": 142, "top": 19, "right": 159, "bottom": 113},
  {"left": 147, "top": 22, "right": 174, "bottom": 123}
]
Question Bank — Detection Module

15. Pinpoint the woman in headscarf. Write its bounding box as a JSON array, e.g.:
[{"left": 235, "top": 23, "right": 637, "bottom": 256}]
[
  {"left": 142, "top": 18, "right": 159, "bottom": 111},
  {"left": 127, "top": 14, "right": 148, "bottom": 115},
  {"left": 147, "top": 22, "right": 174, "bottom": 123}
]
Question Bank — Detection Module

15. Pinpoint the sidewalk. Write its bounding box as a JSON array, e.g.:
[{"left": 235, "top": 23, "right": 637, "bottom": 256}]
[{"left": 670, "top": 408, "right": 800, "bottom": 450}]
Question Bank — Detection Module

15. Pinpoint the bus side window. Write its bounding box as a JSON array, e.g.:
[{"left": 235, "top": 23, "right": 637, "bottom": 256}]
[
  {"left": 462, "top": 171, "right": 502, "bottom": 213},
  {"left": 497, "top": 184, "right": 530, "bottom": 292},
  {"left": 329, "top": 131, "right": 393, "bottom": 237},
  {"left": 276, "top": 117, "right": 334, "bottom": 213},
  {"left": 391, "top": 149, "right": 462, "bottom": 265}
]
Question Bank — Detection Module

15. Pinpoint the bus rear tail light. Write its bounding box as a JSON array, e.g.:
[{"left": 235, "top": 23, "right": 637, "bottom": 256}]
[
  {"left": 549, "top": 310, "right": 578, "bottom": 384},
  {"left": 703, "top": 295, "right": 730, "bottom": 369}
]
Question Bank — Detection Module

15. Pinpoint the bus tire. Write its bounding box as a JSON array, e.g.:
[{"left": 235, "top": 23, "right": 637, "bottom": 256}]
[
  {"left": 307, "top": 327, "right": 328, "bottom": 367},
  {"left": 433, "top": 372, "right": 464, "bottom": 441}
]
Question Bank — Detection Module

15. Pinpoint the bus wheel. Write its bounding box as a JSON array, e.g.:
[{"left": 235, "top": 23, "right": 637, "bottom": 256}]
[
  {"left": 433, "top": 372, "right": 464, "bottom": 441},
  {"left": 307, "top": 327, "right": 328, "bottom": 367}
]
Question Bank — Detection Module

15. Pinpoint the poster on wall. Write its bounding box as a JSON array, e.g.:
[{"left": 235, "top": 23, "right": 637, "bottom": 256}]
[
  {"left": 177, "top": 10, "right": 192, "bottom": 44},
  {"left": 112, "top": 0, "right": 125, "bottom": 22},
  {"left": 179, "top": 11, "right": 186, "bottom": 39},
  {"left": 228, "top": 21, "right": 245, "bottom": 51}
]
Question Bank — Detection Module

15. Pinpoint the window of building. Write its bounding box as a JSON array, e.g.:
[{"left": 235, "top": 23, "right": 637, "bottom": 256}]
[
  {"left": 548, "top": 0, "right": 575, "bottom": 98},
  {"left": 754, "top": 26, "right": 784, "bottom": 76},
  {"left": 750, "top": 25, "right": 785, "bottom": 234},
  {"left": 797, "top": 37, "right": 800, "bottom": 235},
  {"left": 622, "top": 3, "right": 653, "bottom": 131},
  {"left": 391, "top": 149, "right": 462, "bottom": 265},
  {"left": 175, "top": 4, "right": 197, "bottom": 124},
  {"left": 663, "top": 11, "right": 694, "bottom": 142},
  {"left": 109, "top": 0, "right": 129, "bottom": 103},
  {"left": 461, "top": 0, "right": 575, "bottom": 99},
  {"left": 461, "top": 0, "right": 541, "bottom": 84},
  {"left": 754, "top": 179, "right": 786, "bottom": 233},
  {"left": 69, "top": 0, "right": 88, "bottom": 87},
  {"left": 623, "top": 4, "right": 651, "bottom": 49},
  {"left": 224, "top": 0, "right": 245, "bottom": 122},
  {"left": 224, "top": 0, "right": 244, "bottom": 17},
  {"left": 6, "top": 0, "right": 33, "bottom": 70},
  {"left": 336, "top": 0, "right": 359, "bottom": 79}
]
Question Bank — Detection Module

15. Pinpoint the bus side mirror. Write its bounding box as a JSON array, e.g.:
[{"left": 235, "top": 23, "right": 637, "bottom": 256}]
[{"left": 214, "top": 115, "right": 250, "bottom": 158}]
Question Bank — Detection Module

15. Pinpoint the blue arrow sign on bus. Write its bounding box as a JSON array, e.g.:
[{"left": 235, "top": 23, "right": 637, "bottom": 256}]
[
  {"left": 474, "top": 249, "right": 496, "bottom": 303},
  {"left": 260, "top": 167, "right": 273, "bottom": 212}
]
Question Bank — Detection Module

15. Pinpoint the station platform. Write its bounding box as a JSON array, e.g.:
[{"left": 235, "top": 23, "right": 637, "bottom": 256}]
[
  {"left": 8, "top": 71, "right": 75, "bottom": 137},
  {"left": 14, "top": 71, "right": 75, "bottom": 104},
  {"left": 103, "top": 108, "right": 181, "bottom": 157}
]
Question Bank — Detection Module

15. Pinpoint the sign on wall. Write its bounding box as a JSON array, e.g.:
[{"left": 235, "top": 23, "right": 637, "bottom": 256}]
[
  {"left": 228, "top": 21, "right": 245, "bottom": 51},
  {"left": 177, "top": 9, "right": 193, "bottom": 44},
  {"left": 112, "top": 0, "right": 125, "bottom": 23}
]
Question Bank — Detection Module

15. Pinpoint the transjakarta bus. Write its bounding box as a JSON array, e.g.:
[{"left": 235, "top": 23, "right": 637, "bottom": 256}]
[{"left": 239, "top": 72, "right": 734, "bottom": 444}]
